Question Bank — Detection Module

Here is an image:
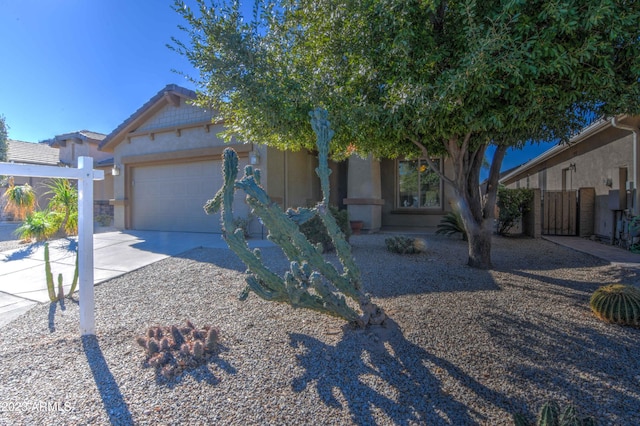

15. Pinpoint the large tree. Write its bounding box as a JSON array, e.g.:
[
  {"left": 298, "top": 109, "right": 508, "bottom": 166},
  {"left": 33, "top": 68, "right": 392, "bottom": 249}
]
[
  {"left": 0, "top": 115, "right": 7, "bottom": 163},
  {"left": 174, "top": 0, "right": 640, "bottom": 268}
]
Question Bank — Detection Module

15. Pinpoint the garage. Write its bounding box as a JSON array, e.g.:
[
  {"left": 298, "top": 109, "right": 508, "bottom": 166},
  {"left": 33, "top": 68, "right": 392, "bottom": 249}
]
[{"left": 130, "top": 159, "right": 247, "bottom": 233}]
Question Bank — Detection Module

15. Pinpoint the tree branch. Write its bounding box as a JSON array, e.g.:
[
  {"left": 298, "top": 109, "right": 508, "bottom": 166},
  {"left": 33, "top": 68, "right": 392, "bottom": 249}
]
[{"left": 408, "top": 136, "right": 454, "bottom": 187}]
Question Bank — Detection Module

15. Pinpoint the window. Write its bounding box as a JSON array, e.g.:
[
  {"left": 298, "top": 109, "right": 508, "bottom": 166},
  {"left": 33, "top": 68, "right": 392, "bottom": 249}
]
[{"left": 398, "top": 158, "right": 442, "bottom": 209}]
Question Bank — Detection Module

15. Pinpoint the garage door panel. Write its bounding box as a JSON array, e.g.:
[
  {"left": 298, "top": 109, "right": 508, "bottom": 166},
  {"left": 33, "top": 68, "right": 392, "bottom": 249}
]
[{"left": 131, "top": 159, "right": 249, "bottom": 233}]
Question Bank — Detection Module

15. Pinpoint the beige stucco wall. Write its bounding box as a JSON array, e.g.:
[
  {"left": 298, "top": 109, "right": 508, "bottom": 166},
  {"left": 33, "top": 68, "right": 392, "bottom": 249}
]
[
  {"left": 503, "top": 125, "right": 635, "bottom": 239},
  {"left": 264, "top": 147, "right": 321, "bottom": 210},
  {"left": 58, "top": 141, "right": 111, "bottom": 167}
]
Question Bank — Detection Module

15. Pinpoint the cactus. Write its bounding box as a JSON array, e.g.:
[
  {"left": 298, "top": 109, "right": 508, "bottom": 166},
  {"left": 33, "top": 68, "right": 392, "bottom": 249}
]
[
  {"left": 590, "top": 284, "right": 640, "bottom": 327},
  {"left": 513, "top": 400, "right": 597, "bottom": 426},
  {"left": 385, "top": 235, "right": 427, "bottom": 254},
  {"left": 537, "top": 401, "right": 560, "bottom": 426},
  {"left": 44, "top": 242, "right": 79, "bottom": 302},
  {"left": 136, "top": 321, "right": 220, "bottom": 379},
  {"left": 204, "top": 108, "right": 385, "bottom": 327}
]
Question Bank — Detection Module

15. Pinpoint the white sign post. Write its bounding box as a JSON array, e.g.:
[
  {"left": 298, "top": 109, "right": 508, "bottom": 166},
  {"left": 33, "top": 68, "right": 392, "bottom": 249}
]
[{"left": 0, "top": 157, "right": 104, "bottom": 335}]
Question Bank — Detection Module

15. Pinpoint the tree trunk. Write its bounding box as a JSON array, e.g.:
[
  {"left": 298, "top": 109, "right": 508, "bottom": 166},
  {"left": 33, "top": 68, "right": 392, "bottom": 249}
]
[{"left": 466, "top": 225, "right": 493, "bottom": 269}]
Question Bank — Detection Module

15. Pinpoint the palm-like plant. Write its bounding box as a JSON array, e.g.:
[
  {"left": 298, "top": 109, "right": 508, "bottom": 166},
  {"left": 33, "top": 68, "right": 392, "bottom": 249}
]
[
  {"left": 44, "top": 178, "right": 78, "bottom": 236},
  {"left": 2, "top": 178, "right": 36, "bottom": 220},
  {"left": 436, "top": 210, "right": 468, "bottom": 241}
]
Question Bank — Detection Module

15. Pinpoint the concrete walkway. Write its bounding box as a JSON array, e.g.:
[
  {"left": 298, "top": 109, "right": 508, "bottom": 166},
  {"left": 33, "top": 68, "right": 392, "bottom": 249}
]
[
  {"left": 542, "top": 235, "right": 640, "bottom": 270},
  {"left": 0, "top": 230, "right": 274, "bottom": 328}
]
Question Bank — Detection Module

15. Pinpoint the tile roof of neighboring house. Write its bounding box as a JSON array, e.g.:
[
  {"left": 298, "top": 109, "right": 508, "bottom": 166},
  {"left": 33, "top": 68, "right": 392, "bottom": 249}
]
[
  {"left": 100, "top": 84, "right": 197, "bottom": 152},
  {"left": 6, "top": 139, "right": 60, "bottom": 165},
  {"left": 49, "top": 130, "right": 107, "bottom": 148}
]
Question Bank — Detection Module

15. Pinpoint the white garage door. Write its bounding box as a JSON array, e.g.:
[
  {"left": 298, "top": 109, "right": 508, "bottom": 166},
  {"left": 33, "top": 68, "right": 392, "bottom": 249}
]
[{"left": 131, "top": 159, "right": 248, "bottom": 233}]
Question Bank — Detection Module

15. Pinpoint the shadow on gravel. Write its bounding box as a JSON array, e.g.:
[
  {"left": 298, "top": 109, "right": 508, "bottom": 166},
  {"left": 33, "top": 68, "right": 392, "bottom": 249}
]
[
  {"left": 481, "top": 310, "right": 640, "bottom": 424},
  {"left": 82, "top": 335, "right": 134, "bottom": 425},
  {"left": 152, "top": 344, "right": 238, "bottom": 389},
  {"left": 290, "top": 319, "right": 522, "bottom": 425},
  {"left": 47, "top": 298, "right": 66, "bottom": 332}
]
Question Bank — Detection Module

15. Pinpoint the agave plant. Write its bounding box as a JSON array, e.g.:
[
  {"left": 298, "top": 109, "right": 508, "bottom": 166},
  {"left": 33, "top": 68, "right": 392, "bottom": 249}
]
[
  {"left": 2, "top": 178, "right": 36, "bottom": 220},
  {"left": 436, "top": 210, "right": 467, "bottom": 241}
]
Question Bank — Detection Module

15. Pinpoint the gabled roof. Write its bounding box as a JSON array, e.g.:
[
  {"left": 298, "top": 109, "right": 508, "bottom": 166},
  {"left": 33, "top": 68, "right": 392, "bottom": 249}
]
[
  {"left": 6, "top": 139, "right": 60, "bottom": 165},
  {"left": 499, "top": 117, "right": 616, "bottom": 184},
  {"left": 49, "top": 130, "right": 106, "bottom": 148},
  {"left": 99, "top": 84, "right": 197, "bottom": 152}
]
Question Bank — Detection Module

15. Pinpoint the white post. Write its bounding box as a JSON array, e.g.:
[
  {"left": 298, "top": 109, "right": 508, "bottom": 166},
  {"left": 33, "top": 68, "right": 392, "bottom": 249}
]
[
  {"left": 77, "top": 157, "right": 95, "bottom": 335},
  {"left": 0, "top": 156, "right": 103, "bottom": 336}
]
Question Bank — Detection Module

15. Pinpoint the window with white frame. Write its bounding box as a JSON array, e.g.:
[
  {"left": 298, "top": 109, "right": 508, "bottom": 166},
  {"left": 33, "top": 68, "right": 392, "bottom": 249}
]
[{"left": 397, "top": 158, "right": 442, "bottom": 209}]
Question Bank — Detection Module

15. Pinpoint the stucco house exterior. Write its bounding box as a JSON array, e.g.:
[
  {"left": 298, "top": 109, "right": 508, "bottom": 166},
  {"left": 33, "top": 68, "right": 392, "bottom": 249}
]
[
  {"left": 47, "top": 130, "right": 114, "bottom": 222},
  {"left": 500, "top": 115, "right": 640, "bottom": 241},
  {"left": 99, "top": 84, "right": 455, "bottom": 234}
]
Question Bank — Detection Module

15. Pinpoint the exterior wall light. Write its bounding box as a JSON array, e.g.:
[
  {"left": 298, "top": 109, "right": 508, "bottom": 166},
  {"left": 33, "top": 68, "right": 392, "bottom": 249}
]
[
  {"left": 112, "top": 165, "right": 121, "bottom": 176},
  {"left": 249, "top": 151, "right": 260, "bottom": 165}
]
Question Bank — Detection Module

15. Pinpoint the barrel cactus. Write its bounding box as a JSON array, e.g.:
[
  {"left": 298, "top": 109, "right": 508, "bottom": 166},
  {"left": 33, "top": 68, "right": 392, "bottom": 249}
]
[{"left": 590, "top": 284, "right": 640, "bottom": 327}]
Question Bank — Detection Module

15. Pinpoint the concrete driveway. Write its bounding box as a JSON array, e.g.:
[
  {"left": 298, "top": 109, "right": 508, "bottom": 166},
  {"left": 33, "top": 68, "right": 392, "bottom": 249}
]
[{"left": 0, "top": 230, "right": 274, "bottom": 327}]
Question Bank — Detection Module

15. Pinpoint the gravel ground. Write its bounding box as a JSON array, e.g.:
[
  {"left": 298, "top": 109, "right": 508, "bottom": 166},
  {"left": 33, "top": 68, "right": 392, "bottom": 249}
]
[{"left": 1, "top": 234, "right": 639, "bottom": 425}]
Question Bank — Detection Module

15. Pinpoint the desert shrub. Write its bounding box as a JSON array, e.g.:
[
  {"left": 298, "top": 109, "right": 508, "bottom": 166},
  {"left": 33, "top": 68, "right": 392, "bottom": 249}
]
[
  {"left": 95, "top": 214, "right": 113, "bottom": 227},
  {"left": 590, "top": 284, "right": 640, "bottom": 327},
  {"left": 436, "top": 210, "right": 467, "bottom": 240},
  {"left": 2, "top": 181, "right": 36, "bottom": 220},
  {"left": 299, "top": 205, "right": 351, "bottom": 252},
  {"left": 385, "top": 235, "right": 426, "bottom": 254},
  {"left": 14, "top": 210, "right": 58, "bottom": 242},
  {"left": 496, "top": 186, "right": 533, "bottom": 235}
]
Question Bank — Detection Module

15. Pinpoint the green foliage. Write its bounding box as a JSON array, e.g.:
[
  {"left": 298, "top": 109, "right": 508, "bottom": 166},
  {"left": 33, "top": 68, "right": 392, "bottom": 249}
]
[
  {"left": 590, "top": 284, "right": 640, "bottom": 327},
  {"left": 136, "top": 321, "right": 220, "bottom": 379},
  {"left": 94, "top": 214, "right": 113, "bottom": 227},
  {"left": 204, "top": 109, "right": 385, "bottom": 326},
  {"left": 44, "top": 178, "right": 78, "bottom": 236},
  {"left": 513, "top": 400, "right": 597, "bottom": 426},
  {"left": 496, "top": 186, "right": 534, "bottom": 235},
  {"left": 14, "top": 210, "right": 57, "bottom": 241},
  {"left": 0, "top": 115, "right": 8, "bottom": 163},
  {"left": 299, "top": 205, "right": 351, "bottom": 252},
  {"left": 2, "top": 180, "right": 36, "bottom": 220},
  {"left": 384, "top": 235, "right": 427, "bottom": 254},
  {"left": 173, "top": 0, "right": 640, "bottom": 268},
  {"left": 436, "top": 211, "right": 468, "bottom": 241},
  {"left": 44, "top": 242, "right": 79, "bottom": 302}
]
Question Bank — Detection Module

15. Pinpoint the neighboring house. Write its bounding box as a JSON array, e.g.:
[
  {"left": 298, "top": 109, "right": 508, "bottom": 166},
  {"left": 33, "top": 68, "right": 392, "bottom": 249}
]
[
  {"left": 99, "top": 84, "right": 454, "bottom": 234},
  {"left": 500, "top": 115, "right": 640, "bottom": 240},
  {"left": 47, "top": 130, "right": 115, "bottom": 224},
  {"left": 1, "top": 139, "right": 60, "bottom": 219}
]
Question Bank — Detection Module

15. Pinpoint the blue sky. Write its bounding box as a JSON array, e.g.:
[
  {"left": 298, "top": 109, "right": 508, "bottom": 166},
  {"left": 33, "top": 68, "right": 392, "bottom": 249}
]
[{"left": 0, "top": 0, "right": 556, "bottom": 174}]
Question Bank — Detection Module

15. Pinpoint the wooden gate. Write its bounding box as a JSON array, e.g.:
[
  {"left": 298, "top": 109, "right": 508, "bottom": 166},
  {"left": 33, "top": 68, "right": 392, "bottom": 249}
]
[{"left": 542, "top": 190, "right": 577, "bottom": 235}]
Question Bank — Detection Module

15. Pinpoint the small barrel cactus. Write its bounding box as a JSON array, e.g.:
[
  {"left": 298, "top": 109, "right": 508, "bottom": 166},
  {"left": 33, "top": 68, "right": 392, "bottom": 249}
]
[{"left": 590, "top": 284, "right": 640, "bottom": 327}]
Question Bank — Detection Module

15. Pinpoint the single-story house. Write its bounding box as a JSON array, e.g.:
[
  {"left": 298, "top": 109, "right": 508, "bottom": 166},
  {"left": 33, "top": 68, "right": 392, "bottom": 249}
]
[
  {"left": 99, "top": 84, "right": 455, "bottom": 234},
  {"left": 1, "top": 139, "right": 60, "bottom": 219},
  {"left": 500, "top": 114, "right": 640, "bottom": 240}
]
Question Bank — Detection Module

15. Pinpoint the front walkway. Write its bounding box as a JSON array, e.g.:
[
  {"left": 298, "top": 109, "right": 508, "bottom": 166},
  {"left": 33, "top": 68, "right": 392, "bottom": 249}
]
[
  {"left": 0, "top": 230, "right": 274, "bottom": 327},
  {"left": 542, "top": 235, "right": 640, "bottom": 270}
]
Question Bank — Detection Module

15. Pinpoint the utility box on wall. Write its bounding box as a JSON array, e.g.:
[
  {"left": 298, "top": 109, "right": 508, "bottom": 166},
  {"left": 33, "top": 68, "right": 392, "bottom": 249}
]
[{"left": 608, "top": 189, "right": 626, "bottom": 211}]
